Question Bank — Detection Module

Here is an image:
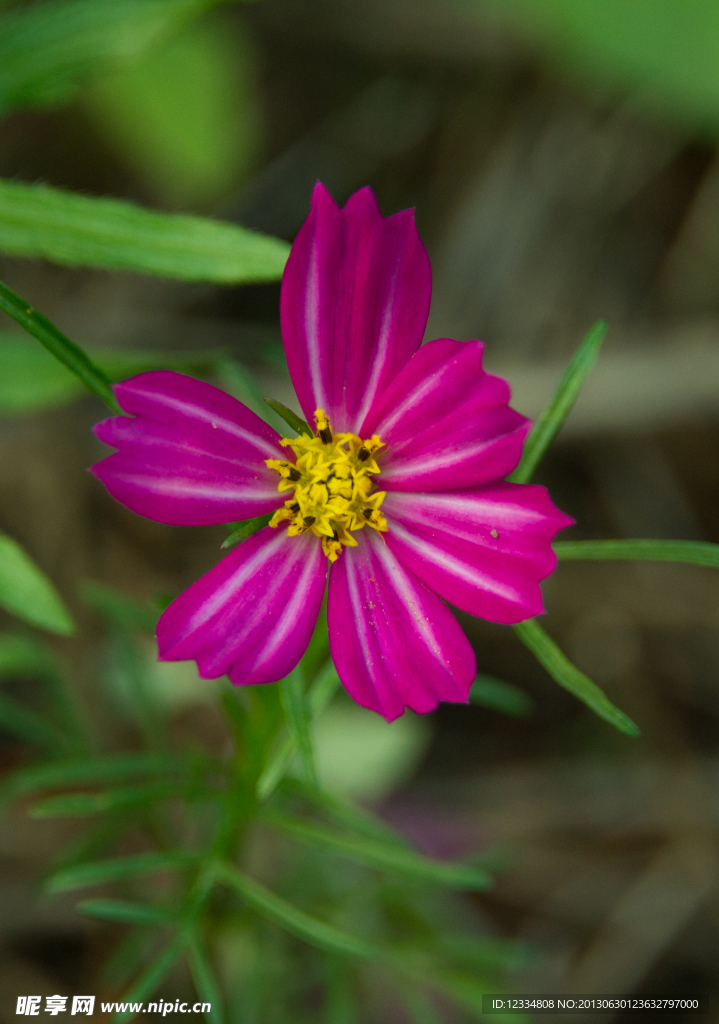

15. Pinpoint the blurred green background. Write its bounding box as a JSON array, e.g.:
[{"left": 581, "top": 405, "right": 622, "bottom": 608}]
[{"left": 2, "top": 0, "right": 719, "bottom": 1020}]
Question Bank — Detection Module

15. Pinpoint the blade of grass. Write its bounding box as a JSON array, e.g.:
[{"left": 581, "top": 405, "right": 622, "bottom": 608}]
[
  {"left": 221, "top": 514, "right": 273, "bottom": 549},
  {"left": 0, "top": 178, "right": 289, "bottom": 283},
  {"left": 258, "top": 661, "right": 340, "bottom": 800},
  {"left": 0, "top": 279, "right": 120, "bottom": 413},
  {"left": 555, "top": 538, "right": 719, "bottom": 567},
  {"left": 185, "top": 931, "right": 226, "bottom": 1024},
  {"left": 262, "top": 816, "right": 492, "bottom": 890},
  {"left": 213, "top": 862, "right": 378, "bottom": 961},
  {"left": 279, "top": 667, "right": 317, "bottom": 788},
  {"left": 469, "top": 675, "right": 534, "bottom": 717},
  {"left": 0, "top": 532, "right": 75, "bottom": 634},
  {"left": 509, "top": 319, "right": 607, "bottom": 483},
  {"left": 77, "top": 898, "right": 174, "bottom": 927},
  {"left": 30, "top": 780, "right": 217, "bottom": 818},
  {"left": 114, "top": 933, "right": 185, "bottom": 1023},
  {"left": 263, "top": 398, "right": 313, "bottom": 437},
  {"left": 45, "top": 850, "right": 198, "bottom": 894},
  {"left": 513, "top": 618, "right": 639, "bottom": 736}
]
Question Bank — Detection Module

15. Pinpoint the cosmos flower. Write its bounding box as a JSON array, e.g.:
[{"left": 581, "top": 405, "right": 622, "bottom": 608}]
[{"left": 91, "top": 183, "right": 572, "bottom": 721}]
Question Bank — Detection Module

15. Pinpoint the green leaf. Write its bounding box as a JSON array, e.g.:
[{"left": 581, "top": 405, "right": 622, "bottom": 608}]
[
  {"left": 469, "top": 675, "right": 534, "bottom": 717},
  {"left": 213, "top": 862, "right": 379, "bottom": 961},
  {"left": 277, "top": 778, "right": 407, "bottom": 848},
  {"left": 221, "top": 514, "right": 273, "bottom": 550},
  {"left": 0, "top": 531, "right": 75, "bottom": 634},
  {"left": 84, "top": 12, "right": 261, "bottom": 208},
  {"left": 1, "top": 751, "right": 197, "bottom": 804},
  {"left": 45, "top": 850, "right": 198, "bottom": 893},
  {"left": 185, "top": 932, "right": 226, "bottom": 1024},
  {"left": 279, "top": 667, "right": 318, "bottom": 788},
  {"left": 0, "top": 0, "right": 211, "bottom": 113},
  {"left": 513, "top": 618, "right": 639, "bottom": 736},
  {"left": 257, "top": 661, "right": 340, "bottom": 801},
  {"left": 0, "top": 691, "right": 67, "bottom": 753},
  {"left": 77, "top": 897, "right": 174, "bottom": 926},
  {"left": 555, "top": 538, "right": 719, "bottom": 567},
  {"left": 0, "top": 179, "right": 289, "bottom": 283},
  {"left": 262, "top": 816, "right": 492, "bottom": 890},
  {"left": 509, "top": 319, "right": 607, "bottom": 483},
  {"left": 29, "top": 780, "right": 213, "bottom": 818},
  {"left": 263, "top": 398, "right": 313, "bottom": 437},
  {"left": 0, "top": 332, "right": 226, "bottom": 415},
  {"left": 0, "top": 279, "right": 120, "bottom": 413},
  {"left": 115, "top": 933, "right": 185, "bottom": 1023}
]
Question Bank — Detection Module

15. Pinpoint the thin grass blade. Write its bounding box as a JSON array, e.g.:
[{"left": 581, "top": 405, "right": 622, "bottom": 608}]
[
  {"left": 114, "top": 933, "right": 185, "bottom": 1023},
  {"left": 45, "top": 850, "right": 198, "bottom": 894},
  {"left": 279, "top": 667, "right": 318, "bottom": 788},
  {"left": 513, "top": 618, "right": 639, "bottom": 736},
  {"left": 263, "top": 398, "right": 313, "bottom": 437},
  {"left": 0, "top": 279, "right": 120, "bottom": 412},
  {"left": 469, "top": 675, "right": 534, "bottom": 717},
  {"left": 78, "top": 898, "right": 174, "bottom": 927},
  {"left": 214, "top": 862, "right": 378, "bottom": 961},
  {"left": 0, "top": 531, "right": 75, "bottom": 634},
  {"left": 185, "top": 932, "right": 226, "bottom": 1024},
  {"left": 221, "top": 514, "right": 273, "bottom": 549},
  {"left": 263, "top": 816, "right": 492, "bottom": 890},
  {"left": 509, "top": 319, "right": 607, "bottom": 483},
  {"left": 555, "top": 538, "right": 719, "bottom": 566},
  {"left": 29, "top": 780, "right": 213, "bottom": 818}
]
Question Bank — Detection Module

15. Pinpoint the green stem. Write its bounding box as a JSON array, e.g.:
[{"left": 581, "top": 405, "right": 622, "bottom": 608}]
[{"left": 555, "top": 538, "right": 719, "bottom": 567}]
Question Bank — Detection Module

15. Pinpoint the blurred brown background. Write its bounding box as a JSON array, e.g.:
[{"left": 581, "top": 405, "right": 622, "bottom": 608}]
[{"left": 2, "top": 0, "right": 719, "bottom": 1020}]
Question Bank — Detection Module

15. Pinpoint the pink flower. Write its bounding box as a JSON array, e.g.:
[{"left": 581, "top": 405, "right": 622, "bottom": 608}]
[{"left": 90, "top": 184, "right": 572, "bottom": 721}]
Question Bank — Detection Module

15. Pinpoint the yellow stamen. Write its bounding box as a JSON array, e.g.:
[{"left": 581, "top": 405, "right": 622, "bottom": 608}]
[{"left": 266, "top": 408, "right": 388, "bottom": 560}]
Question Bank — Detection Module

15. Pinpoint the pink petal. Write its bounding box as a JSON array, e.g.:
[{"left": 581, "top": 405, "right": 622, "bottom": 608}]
[
  {"left": 327, "top": 530, "right": 476, "bottom": 721},
  {"left": 362, "top": 338, "right": 530, "bottom": 492},
  {"left": 91, "top": 371, "right": 286, "bottom": 526},
  {"left": 382, "top": 484, "right": 574, "bottom": 624},
  {"left": 281, "top": 183, "right": 431, "bottom": 434},
  {"left": 158, "top": 527, "right": 327, "bottom": 686}
]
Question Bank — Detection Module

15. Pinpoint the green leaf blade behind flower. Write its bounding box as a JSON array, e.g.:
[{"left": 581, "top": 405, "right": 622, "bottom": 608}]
[
  {"left": 510, "top": 319, "right": 607, "bottom": 483},
  {"left": 279, "top": 667, "right": 318, "bottom": 788},
  {"left": 262, "top": 815, "right": 493, "bottom": 891},
  {"left": 513, "top": 618, "right": 639, "bottom": 736},
  {"left": 555, "top": 538, "right": 719, "bottom": 567},
  {"left": 263, "top": 398, "right": 313, "bottom": 437},
  {"left": 0, "top": 279, "right": 121, "bottom": 413},
  {"left": 45, "top": 850, "right": 199, "bottom": 894},
  {"left": 0, "top": 179, "right": 289, "bottom": 283},
  {"left": 214, "top": 862, "right": 379, "bottom": 961},
  {"left": 0, "top": 532, "right": 75, "bottom": 635},
  {"left": 469, "top": 675, "right": 534, "bottom": 717},
  {"left": 221, "top": 514, "right": 273, "bottom": 549}
]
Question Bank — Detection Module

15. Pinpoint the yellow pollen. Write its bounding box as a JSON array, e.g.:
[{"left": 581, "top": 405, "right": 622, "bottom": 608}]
[{"left": 266, "top": 408, "right": 387, "bottom": 562}]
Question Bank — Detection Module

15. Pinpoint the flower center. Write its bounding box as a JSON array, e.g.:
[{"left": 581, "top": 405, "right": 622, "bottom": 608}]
[{"left": 266, "top": 409, "right": 388, "bottom": 562}]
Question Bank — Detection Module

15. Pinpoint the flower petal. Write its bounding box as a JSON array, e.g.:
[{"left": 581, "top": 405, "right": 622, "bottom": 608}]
[
  {"left": 281, "top": 183, "right": 431, "bottom": 434},
  {"left": 362, "top": 338, "right": 530, "bottom": 492},
  {"left": 382, "top": 484, "right": 574, "bottom": 624},
  {"left": 91, "top": 371, "right": 286, "bottom": 526},
  {"left": 158, "top": 527, "right": 327, "bottom": 686},
  {"left": 328, "top": 529, "right": 476, "bottom": 721}
]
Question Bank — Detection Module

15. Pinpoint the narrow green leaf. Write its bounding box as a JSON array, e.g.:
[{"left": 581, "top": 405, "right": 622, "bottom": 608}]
[
  {"left": 0, "top": 0, "right": 210, "bottom": 113},
  {"left": 555, "top": 538, "right": 719, "bottom": 567},
  {"left": 509, "top": 319, "right": 607, "bottom": 483},
  {"left": 469, "top": 675, "right": 534, "bottom": 717},
  {"left": 0, "top": 691, "right": 67, "bottom": 753},
  {"left": 0, "top": 179, "right": 289, "bottom": 283},
  {"left": 279, "top": 667, "right": 318, "bottom": 788},
  {"left": 1, "top": 751, "right": 196, "bottom": 803},
  {"left": 77, "top": 897, "right": 173, "bottom": 927},
  {"left": 185, "top": 932, "right": 226, "bottom": 1024},
  {"left": 0, "top": 332, "right": 226, "bottom": 415},
  {"left": 114, "top": 933, "right": 185, "bottom": 1023},
  {"left": 213, "top": 862, "right": 378, "bottom": 961},
  {"left": 45, "top": 850, "right": 198, "bottom": 894},
  {"left": 257, "top": 661, "right": 340, "bottom": 800},
  {"left": 221, "top": 514, "right": 273, "bottom": 549},
  {"left": 263, "top": 398, "right": 313, "bottom": 437},
  {"left": 30, "top": 780, "right": 213, "bottom": 818},
  {"left": 0, "top": 279, "right": 120, "bottom": 413},
  {"left": 277, "top": 778, "right": 407, "bottom": 847},
  {"left": 0, "top": 531, "right": 75, "bottom": 634},
  {"left": 263, "top": 816, "right": 492, "bottom": 890},
  {"left": 513, "top": 618, "right": 640, "bottom": 736}
]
